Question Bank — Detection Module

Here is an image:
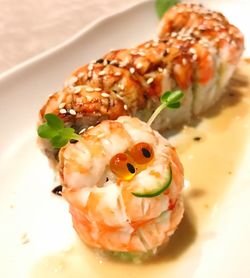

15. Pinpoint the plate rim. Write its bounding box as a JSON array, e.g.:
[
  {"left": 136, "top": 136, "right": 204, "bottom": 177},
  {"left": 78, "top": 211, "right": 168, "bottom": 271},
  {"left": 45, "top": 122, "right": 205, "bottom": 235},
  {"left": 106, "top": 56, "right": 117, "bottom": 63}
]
[{"left": 0, "top": 0, "right": 153, "bottom": 82}]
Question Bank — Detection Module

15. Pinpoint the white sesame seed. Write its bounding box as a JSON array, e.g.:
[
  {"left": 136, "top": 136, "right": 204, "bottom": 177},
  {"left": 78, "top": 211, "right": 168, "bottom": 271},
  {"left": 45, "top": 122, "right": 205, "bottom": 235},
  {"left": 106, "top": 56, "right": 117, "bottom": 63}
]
[
  {"left": 114, "top": 71, "right": 121, "bottom": 76},
  {"left": 171, "top": 32, "right": 177, "bottom": 38},
  {"left": 74, "top": 87, "right": 81, "bottom": 93},
  {"left": 129, "top": 67, "right": 135, "bottom": 74},
  {"left": 98, "top": 70, "right": 106, "bottom": 76},
  {"left": 147, "top": 77, "right": 154, "bottom": 84},
  {"left": 110, "top": 60, "right": 118, "bottom": 65},
  {"left": 116, "top": 94, "right": 123, "bottom": 100},
  {"left": 103, "top": 59, "right": 108, "bottom": 66},
  {"left": 145, "top": 42, "right": 151, "bottom": 48},
  {"left": 119, "top": 61, "right": 128, "bottom": 67},
  {"left": 124, "top": 104, "right": 128, "bottom": 110},
  {"left": 94, "top": 88, "right": 102, "bottom": 91},
  {"left": 189, "top": 48, "right": 196, "bottom": 54},
  {"left": 118, "top": 84, "right": 125, "bottom": 90},
  {"left": 101, "top": 92, "right": 110, "bottom": 98},
  {"left": 136, "top": 63, "right": 143, "bottom": 69},
  {"left": 182, "top": 58, "right": 187, "bottom": 65},
  {"left": 138, "top": 51, "right": 146, "bottom": 56},
  {"left": 130, "top": 50, "right": 138, "bottom": 55},
  {"left": 86, "top": 87, "right": 94, "bottom": 92},
  {"left": 88, "top": 126, "right": 94, "bottom": 130},
  {"left": 58, "top": 102, "right": 66, "bottom": 109},
  {"left": 59, "top": 108, "right": 67, "bottom": 114},
  {"left": 88, "top": 64, "right": 94, "bottom": 71},
  {"left": 87, "top": 71, "right": 92, "bottom": 78},
  {"left": 192, "top": 54, "right": 198, "bottom": 61},
  {"left": 158, "top": 67, "right": 163, "bottom": 72},
  {"left": 86, "top": 95, "right": 94, "bottom": 102},
  {"left": 78, "top": 72, "right": 84, "bottom": 78},
  {"left": 69, "top": 109, "right": 76, "bottom": 116},
  {"left": 79, "top": 128, "right": 86, "bottom": 134}
]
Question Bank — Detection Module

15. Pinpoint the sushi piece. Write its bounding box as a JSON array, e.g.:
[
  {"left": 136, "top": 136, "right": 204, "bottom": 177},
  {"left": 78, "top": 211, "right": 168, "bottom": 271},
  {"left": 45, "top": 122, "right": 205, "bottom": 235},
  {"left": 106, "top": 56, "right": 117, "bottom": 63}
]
[
  {"left": 59, "top": 116, "right": 184, "bottom": 255},
  {"left": 158, "top": 2, "right": 244, "bottom": 115},
  {"left": 38, "top": 86, "right": 129, "bottom": 168}
]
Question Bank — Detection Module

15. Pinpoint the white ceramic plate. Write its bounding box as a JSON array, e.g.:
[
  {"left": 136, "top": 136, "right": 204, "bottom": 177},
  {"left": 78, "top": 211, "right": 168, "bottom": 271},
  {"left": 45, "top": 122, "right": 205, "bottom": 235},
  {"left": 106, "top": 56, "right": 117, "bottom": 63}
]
[{"left": 0, "top": 1, "right": 250, "bottom": 277}]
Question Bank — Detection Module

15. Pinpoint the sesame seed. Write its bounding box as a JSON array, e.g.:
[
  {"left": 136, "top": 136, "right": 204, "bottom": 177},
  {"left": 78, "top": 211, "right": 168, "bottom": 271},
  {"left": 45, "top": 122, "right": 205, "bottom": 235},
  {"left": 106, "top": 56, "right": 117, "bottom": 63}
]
[
  {"left": 85, "top": 95, "right": 92, "bottom": 101},
  {"left": 69, "top": 109, "right": 76, "bottom": 116},
  {"left": 58, "top": 102, "right": 66, "bottom": 109},
  {"left": 118, "top": 84, "right": 125, "bottom": 90},
  {"left": 116, "top": 94, "right": 123, "bottom": 100},
  {"left": 145, "top": 42, "right": 151, "bottom": 48},
  {"left": 189, "top": 48, "right": 196, "bottom": 54},
  {"left": 129, "top": 67, "right": 135, "bottom": 74},
  {"left": 98, "top": 70, "right": 106, "bottom": 76},
  {"left": 182, "top": 58, "right": 187, "bottom": 65},
  {"left": 88, "top": 126, "right": 94, "bottom": 130},
  {"left": 147, "top": 77, "right": 154, "bottom": 84},
  {"left": 78, "top": 72, "right": 84, "bottom": 78},
  {"left": 192, "top": 54, "right": 198, "bottom": 61},
  {"left": 94, "top": 88, "right": 102, "bottom": 91},
  {"left": 124, "top": 104, "right": 128, "bottom": 110},
  {"left": 119, "top": 61, "right": 128, "bottom": 67},
  {"left": 79, "top": 128, "right": 86, "bottom": 134},
  {"left": 110, "top": 60, "right": 118, "bottom": 65},
  {"left": 88, "top": 64, "right": 94, "bottom": 71},
  {"left": 114, "top": 72, "right": 122, "bottom": 76},
  {"left": 138, "top": 51, "right": 146, "bottom": 56},
  {"left": 59, "top": 108, "right": 67, "bottom": 114},
  {"left": 171, "top": 32, "right": 177, "bottom": 37},
  {"left": 74, "top": 87, "right": 81, "bottom": 93},
  {"left": 101, "top": 92, "right": 110, "bottom": 98},
  {"left": 86, "top": 87, "right": 94, "bottom": 92},
  {"left": 130, "top": 50, "right": 138, "bottom": 55},
  {"left": 136, "top": 63, "right": 143, "bottom": 69},
  {"left": 87, "top": 71, "right": 92, "bottom": 78},
  {"left": 103, "top": 59, "right": 108, "bottom": 66}
]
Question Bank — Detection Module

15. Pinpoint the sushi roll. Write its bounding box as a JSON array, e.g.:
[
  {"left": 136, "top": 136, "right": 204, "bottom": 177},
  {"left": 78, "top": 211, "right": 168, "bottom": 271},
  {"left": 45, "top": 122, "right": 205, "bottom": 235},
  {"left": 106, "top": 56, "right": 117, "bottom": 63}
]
[
  {"left": 38, "top": 3, "right": 244, "bottom": 168},
  {"left": 59, "top": 116, "right": 184, "bottom": 257}
]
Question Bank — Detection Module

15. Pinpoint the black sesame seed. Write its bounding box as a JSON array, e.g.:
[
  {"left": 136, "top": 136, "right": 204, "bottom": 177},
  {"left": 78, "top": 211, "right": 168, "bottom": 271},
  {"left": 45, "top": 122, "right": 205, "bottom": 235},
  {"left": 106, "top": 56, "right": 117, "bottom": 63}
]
[
  {"left": 142, "top": 148, "right": 151, "bottom": 158},
  {"left": 127, "top": 163, "right": 135, "bottom": 174},
  {"left": 193, "top": 137, "right": 201, "bottom": 141},
  {"left": 106, "top": 177, "right": 109, "bottom": 182},
  {"left": 70, "top": 139, "right": 78, "bottom": 144},
  {"left": 52, "top": 185, "right": 63, "bottom": 196},
  {"left": 96, "top": 58, "right": 104, "bottom": 64},
  {"left": 163, "top": 49, "right": 169, "bottom": 57}
]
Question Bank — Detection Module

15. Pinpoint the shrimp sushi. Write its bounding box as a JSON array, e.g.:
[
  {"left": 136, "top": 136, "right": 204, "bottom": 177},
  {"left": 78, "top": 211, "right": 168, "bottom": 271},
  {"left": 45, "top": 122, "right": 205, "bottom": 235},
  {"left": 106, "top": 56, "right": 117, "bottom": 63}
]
[{"left": 59, "top": 116, "right": 184, "bottom": 258}]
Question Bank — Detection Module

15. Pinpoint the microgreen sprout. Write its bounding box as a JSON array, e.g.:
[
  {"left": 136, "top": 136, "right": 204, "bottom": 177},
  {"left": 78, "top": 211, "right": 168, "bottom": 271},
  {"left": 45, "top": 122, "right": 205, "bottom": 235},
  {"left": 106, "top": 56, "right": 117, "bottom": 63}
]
[
  {"left": 147, "top": 90, "right": 184, "bottom": 126},
  {"left": 156, "top": 0, "right": 178, "bottom": 19},
  {"left": 37, "top": 114, "right": 81, "bottom": 148}
]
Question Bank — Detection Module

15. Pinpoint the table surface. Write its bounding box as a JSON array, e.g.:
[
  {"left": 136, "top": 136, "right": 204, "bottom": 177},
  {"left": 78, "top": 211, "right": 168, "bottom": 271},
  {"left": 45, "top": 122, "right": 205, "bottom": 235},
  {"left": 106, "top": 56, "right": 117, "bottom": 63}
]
[{"left": 0, "top": 0, "right": 143, "bottom": 74}]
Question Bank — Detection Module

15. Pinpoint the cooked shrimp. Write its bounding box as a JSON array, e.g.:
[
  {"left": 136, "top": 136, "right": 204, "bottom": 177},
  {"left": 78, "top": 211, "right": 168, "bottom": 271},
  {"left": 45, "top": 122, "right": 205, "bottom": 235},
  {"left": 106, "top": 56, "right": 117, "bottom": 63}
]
[{"left": 59, "top": 116, "right": 184, "bottom": 253}]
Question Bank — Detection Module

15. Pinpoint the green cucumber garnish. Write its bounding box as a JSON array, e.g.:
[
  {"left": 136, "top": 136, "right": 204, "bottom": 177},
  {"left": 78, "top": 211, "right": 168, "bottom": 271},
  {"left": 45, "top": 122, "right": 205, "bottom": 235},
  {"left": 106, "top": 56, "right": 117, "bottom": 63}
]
[{"left": 132, "top": 166, "right": 172, "bottom": 198}]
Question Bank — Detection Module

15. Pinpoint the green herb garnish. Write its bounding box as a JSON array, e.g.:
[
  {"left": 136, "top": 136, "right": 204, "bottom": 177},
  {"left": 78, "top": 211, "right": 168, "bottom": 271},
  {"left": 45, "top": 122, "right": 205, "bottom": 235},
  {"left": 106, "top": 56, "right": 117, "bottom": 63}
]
[
  {"left": 156, "top": 0, "right": 178, "bottom": 19},
  {"left": 147, "top": 90, "right": 184, "bottom": 126},
  {"left": 37, "top": 114, "right": 80, "bottom": 148}
]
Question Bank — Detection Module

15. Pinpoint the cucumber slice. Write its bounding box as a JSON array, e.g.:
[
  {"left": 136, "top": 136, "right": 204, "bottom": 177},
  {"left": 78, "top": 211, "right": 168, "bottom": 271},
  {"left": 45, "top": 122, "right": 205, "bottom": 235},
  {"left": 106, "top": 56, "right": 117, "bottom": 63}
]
[{"left": 132, "top": 165, "right": 172, "bottom": 198}]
